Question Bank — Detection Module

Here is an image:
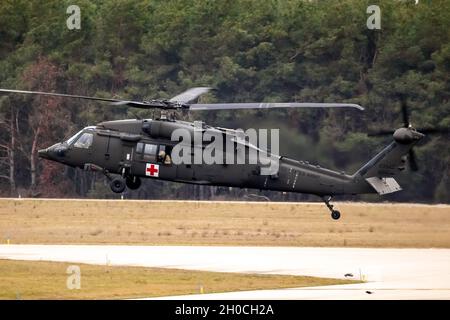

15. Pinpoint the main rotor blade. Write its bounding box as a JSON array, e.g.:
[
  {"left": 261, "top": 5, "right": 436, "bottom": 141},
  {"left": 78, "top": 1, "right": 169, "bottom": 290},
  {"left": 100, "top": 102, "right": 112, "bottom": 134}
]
[
  {"left": 189, "top": 102, "right": 364, "bottom": 111},
  {"left": 1, "top": 88, "right": 366, "bottom": 112},
  {"left": 0, "top": 88, "right": 171, "bottom": 110},
  {"left": 169, "top": 87, "right": 212, "bottom": 104},
  {"left": 0, "top": 88, "right": 122, "bottom": 104},
  {"left": 111, "top": 100, "right": 167, "bottom": 109}
]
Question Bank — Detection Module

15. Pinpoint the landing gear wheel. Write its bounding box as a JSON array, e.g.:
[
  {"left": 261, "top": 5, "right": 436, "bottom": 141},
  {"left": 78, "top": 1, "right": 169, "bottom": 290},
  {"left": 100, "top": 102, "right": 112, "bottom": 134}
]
[
  {"left": 110, "top": 178, "right": 126, "bottom": 193},
  {"left": 331, "top": 210, "right": 341, "bottom": 220},
  {"left": 322, "top": 196, "right": 342, "bottom": 220},
  {"left": 126, "top": 176, "right": 141, "bottom": 190}
]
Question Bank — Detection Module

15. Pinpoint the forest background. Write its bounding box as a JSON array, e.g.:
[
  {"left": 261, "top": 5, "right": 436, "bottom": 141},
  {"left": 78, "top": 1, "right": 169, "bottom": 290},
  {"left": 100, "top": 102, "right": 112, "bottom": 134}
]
[{"left": 0, "top": 0, "right": 448, "bottom": 203}]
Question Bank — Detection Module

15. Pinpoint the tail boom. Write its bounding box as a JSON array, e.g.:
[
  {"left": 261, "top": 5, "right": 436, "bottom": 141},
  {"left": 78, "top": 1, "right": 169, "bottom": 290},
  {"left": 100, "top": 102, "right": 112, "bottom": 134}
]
[{"left": 351, "top": 128, "right": 424, "bottom": 195}]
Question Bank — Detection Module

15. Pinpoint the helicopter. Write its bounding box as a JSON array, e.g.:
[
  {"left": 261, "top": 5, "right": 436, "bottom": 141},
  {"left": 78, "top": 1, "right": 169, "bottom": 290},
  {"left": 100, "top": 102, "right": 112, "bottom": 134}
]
[{"left": 0, "top": 87, "right": 426, "bottom": 220}]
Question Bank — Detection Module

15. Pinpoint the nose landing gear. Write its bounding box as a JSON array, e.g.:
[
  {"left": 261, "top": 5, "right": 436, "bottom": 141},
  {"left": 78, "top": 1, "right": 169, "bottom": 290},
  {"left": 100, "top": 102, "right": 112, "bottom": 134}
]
[
  {"left": 110, "top": 178, "right": 126, "bottom": 193},
  {"left": 84, "top": 163, "right": 141, "bottom": 194},
  {"left": 322, "top": 196, "right": 341, "bottom": 220},
  {"left": 110, "top": 175, "right": 141, "bottom": 193}
]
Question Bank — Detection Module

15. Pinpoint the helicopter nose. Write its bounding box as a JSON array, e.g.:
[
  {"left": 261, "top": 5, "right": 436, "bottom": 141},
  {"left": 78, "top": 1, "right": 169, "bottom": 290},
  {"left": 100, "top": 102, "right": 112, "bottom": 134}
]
[
  {"left": 38, "top": 148, "right": 50, "bottom": 160},
  {"left": 38, "top": 143, "right": 68, "bottom": 161}
]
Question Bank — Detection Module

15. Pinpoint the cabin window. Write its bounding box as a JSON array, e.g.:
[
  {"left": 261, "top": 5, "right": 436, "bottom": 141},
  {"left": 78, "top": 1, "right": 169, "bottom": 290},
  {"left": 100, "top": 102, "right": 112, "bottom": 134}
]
[
  {"left": 73, "top": 133, "right": 93, "bottom": 149},
  {"left": 144, "top": 144, "right": 157, "bottom": 156},
  {"left": 136, "top": 143, "right": 157, "bottom": 156},
  {"left": 135, "top": 142, "right": 158, "bottom": 161}
]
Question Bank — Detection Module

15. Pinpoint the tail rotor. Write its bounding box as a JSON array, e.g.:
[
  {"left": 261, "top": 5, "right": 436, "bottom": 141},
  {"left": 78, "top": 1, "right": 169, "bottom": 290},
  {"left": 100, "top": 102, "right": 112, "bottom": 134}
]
[{"left": 367, "top": 97, "right": 448, "bottom": 171}]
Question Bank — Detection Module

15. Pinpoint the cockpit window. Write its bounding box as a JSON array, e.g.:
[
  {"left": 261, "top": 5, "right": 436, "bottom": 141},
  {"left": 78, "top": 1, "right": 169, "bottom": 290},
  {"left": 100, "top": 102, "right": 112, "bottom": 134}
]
[
  {"left": 66, "top": 130, "right": 83, "bottom": 145},
  {"left": 66, "top": 127, "right": 96, "bottom": 146},
  {"left": 74, "top": 133, "right": 94, "bottom": 149}
]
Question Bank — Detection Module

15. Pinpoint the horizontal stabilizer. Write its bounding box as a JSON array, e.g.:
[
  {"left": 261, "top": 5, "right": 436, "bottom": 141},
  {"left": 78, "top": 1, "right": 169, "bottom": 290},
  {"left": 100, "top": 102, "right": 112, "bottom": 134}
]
[{"left": 365, "top": 177, "right": 402, "bottom": 195}]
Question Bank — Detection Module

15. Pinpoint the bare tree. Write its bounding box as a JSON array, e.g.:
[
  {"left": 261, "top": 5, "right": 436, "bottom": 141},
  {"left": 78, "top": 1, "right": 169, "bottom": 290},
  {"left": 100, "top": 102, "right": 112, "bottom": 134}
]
[
  {"left": 19, "top": 57, "right": 69, "bottom": 195},
  {"left": 0, "top": 97, "right": 18, "bottom": 196}
]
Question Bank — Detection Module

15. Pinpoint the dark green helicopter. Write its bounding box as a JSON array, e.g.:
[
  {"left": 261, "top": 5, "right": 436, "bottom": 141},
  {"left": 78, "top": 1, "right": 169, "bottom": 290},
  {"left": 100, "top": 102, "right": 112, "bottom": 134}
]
[{"left": 0, "top": 88, "right": 428, "bottom": 219}]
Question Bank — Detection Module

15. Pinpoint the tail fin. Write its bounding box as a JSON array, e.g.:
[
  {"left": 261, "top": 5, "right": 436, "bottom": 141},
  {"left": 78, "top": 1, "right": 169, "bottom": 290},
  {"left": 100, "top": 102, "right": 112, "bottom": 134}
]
[{"left": 353, "top": 128, "right": 424, "bottom": 195}]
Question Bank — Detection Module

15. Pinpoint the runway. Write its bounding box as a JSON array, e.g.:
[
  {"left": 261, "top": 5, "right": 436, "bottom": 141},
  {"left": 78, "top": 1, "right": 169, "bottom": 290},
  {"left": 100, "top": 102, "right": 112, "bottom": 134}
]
[{"left": 0, "top": 245, "right": 449, "bottom": 299}]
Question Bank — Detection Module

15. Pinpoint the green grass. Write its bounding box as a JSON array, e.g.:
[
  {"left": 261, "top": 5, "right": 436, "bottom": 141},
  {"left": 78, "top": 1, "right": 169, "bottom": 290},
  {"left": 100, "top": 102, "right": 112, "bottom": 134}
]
[{"left": 0, "top": 259, "right": 358, "bottom": 299}]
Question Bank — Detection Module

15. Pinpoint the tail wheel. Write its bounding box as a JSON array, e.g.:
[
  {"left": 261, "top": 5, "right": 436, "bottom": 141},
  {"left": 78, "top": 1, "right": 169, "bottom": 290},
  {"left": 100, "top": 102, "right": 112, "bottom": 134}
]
[
  {"left": 331, "top": 210, "right": 341, "bottom": 220},
  {"left": 126, "top": 176, "right": 141, "bottom": 190},
  {"left": 110, "top": 178, "right": 126, "bottom": 193}
]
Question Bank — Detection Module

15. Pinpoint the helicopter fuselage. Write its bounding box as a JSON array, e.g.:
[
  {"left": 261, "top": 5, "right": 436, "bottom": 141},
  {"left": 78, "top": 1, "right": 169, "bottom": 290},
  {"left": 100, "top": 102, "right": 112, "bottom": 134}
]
[
  {"left": 38, "top": 118, "right": 375, "bottom": 198},
  {"left": 37, "top": 117, "right": 425, "bottom": 220}
]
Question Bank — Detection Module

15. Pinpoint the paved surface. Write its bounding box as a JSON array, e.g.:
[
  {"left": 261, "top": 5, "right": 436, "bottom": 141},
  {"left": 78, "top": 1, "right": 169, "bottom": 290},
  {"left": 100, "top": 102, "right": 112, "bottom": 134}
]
[{"left": 0, "top": 245, "right": 449, "bottom": 299}]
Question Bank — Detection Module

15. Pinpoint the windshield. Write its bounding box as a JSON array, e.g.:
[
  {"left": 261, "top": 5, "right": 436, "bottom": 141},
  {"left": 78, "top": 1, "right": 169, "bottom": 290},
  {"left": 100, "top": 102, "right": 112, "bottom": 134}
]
[
  {"left": 66, "top": 130, "right": 84, "bottom": 145},
  {"left": 74, "top": 132, "right": 93, "bottom": 149},
  {"left": 65, "top": 127, "right": 96, "bottom": 145}
]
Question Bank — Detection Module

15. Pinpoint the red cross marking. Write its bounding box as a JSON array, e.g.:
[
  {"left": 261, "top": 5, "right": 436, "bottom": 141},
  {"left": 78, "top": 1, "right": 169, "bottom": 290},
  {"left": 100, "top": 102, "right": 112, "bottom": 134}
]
[{"left": 146, "top": 163, "right": 159, "bottom": 177}]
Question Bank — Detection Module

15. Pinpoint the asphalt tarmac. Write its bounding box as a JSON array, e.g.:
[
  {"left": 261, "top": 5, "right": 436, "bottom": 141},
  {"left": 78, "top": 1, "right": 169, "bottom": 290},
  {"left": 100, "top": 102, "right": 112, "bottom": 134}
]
[{"left": 0, "top": 245, "right": 449, "bottom": 299}]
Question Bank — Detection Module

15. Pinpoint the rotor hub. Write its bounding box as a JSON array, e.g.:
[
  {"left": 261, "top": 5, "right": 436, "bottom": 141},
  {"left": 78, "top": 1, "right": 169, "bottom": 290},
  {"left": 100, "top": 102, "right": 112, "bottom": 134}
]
[{"left": 393, "top": 127, "right": 424, "bottom": 144}]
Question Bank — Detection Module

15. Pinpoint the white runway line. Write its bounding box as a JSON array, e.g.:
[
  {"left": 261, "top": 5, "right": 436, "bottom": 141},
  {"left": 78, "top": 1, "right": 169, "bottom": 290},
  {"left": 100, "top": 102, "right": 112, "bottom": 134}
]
[{"left": 0, "top": 245, "right": 449, "bottom": 299}]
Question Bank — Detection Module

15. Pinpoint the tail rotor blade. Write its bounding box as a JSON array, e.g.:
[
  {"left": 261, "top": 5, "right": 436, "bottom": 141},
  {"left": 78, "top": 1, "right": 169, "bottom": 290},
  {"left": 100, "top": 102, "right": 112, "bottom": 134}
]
[
  {"left": 401, "top": 99, "right": 410, "bottom": 128},
  {"left": 416, "top": 127, "right": 450, "bottom": 135},
  {"left": 367, "top": 129, "right": 395, "bottom": 137},
  {"left": 408, "top": 149, "right": 419, "bottom": 171}
]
